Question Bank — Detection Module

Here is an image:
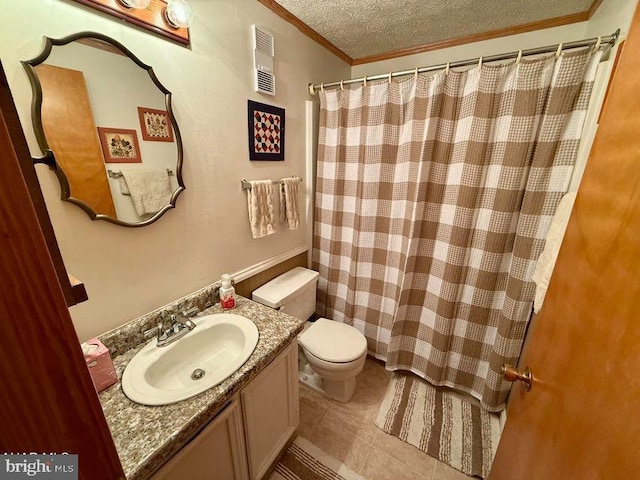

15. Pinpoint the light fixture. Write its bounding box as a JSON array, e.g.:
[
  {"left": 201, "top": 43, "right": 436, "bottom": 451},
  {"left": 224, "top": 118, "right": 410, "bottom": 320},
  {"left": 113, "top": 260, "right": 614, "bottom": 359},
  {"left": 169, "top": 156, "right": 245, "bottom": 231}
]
[
  {"left": 117, "top": 0, "right": 151, "bottom": 9},
  {"left": 164, "top": 0, "right": 194, "bottom": 29}
]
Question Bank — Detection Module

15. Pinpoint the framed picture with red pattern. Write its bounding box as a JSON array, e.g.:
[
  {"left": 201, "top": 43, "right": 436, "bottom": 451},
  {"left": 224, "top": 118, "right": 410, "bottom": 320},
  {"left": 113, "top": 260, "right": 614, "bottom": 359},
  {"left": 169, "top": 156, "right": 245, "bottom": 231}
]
[
  {"left": 97, "top": 127, "right": 142, "bottom": 163},
  {"left": 247, "top": 100, "right": 285, "bottom": 161},
  {"left": 137, "top": 106, "right": 174, "bottom": 142}
]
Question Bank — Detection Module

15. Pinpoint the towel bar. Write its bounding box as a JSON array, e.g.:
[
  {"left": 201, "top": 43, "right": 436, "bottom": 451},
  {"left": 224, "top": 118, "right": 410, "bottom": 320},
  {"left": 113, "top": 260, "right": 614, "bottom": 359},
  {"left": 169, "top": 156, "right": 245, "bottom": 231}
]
[
  {"left": 108, "top": 168, "right": 174, "bottom": 179},
  {"left": 241, "top": 176, "right": 303, "bottom": 191}
]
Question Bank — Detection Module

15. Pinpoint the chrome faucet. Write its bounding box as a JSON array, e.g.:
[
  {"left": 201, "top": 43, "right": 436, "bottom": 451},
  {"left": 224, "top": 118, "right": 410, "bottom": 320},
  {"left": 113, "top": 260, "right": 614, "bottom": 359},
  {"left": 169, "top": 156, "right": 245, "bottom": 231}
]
[{"left": 143, "top": 307, "right": 198, "bottom": 347}]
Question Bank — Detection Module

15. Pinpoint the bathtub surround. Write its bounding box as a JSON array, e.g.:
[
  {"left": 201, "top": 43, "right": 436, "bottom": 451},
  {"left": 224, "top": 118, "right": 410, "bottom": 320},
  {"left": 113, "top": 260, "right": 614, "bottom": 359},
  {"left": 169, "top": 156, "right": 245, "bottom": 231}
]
[
  {"left": 531, "top": 191, "right": 578, "bottom": 312},
  {"left": 314, "top": 48, "right": 602, "bottom": 411},
  {"left": 376, "top": 372, "right": 501, "bottom": 478},
  {"left": 98, "top": 295, "right": 304, "bottom": 480}
]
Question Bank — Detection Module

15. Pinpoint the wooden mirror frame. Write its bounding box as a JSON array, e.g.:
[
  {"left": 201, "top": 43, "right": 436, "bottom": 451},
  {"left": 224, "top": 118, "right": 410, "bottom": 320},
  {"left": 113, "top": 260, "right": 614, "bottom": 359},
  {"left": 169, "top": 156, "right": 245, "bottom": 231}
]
[{"left": 22, "top": 31, "right": 185, "bottom": 228}]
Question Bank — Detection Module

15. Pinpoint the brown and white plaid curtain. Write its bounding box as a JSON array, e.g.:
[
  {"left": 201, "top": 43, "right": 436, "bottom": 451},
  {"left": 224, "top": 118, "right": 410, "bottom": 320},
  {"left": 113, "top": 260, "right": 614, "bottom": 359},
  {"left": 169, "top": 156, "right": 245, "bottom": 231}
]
[{"left": 313, "top": 48, "right": 601, "bottom": 411}]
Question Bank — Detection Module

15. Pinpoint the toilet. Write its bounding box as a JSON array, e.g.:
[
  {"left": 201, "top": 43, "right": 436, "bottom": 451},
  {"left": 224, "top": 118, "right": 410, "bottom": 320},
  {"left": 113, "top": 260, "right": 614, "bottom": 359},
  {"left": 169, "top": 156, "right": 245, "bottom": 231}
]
[{"left": 252, "top": 267, "right": 367, "bottom": 403}]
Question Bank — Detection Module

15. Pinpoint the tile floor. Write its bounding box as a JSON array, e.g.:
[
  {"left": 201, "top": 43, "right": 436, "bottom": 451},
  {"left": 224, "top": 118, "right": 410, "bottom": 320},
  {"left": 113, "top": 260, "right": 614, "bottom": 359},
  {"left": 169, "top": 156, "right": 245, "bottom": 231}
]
[{"left": 297, "top": 357, "right": 472, "bottom": 480}]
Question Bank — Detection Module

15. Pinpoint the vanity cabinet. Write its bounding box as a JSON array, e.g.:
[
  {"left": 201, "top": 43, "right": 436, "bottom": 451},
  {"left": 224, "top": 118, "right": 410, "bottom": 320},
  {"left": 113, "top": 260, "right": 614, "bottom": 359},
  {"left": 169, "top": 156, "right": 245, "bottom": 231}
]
[
  {"left": 151, "top": 398, "right": 249, "bottom": 480},
  {"left": 150, "top": 341, "right": 299, "bottom": 480},
  {"left": 242, "top": 342, "right": 299, "bottom": 480}
]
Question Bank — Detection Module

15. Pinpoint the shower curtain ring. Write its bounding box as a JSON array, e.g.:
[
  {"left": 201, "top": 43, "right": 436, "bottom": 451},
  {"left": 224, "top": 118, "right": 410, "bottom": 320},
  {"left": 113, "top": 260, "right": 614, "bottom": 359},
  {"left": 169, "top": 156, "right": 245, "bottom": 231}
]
[
  {"left": 363, "top": 76, "right": 367, "bottom": 87},
  {"left": 556, "top": 43, "right": 563, "bottom": 58},
  {"left": 388, "top": 72, "right": 392, "bottom": 84},
  {"left": 414, "top": 67, "right": 419, "bottom": 79},
  {"left": 516, "top": 50, "right": 522, "bottom": 65},
  {"left": 478, "top": 56, "right": 483, "bottom": 68},
  {"left": 594, "top": 36, "right": 602, "bottom": 51},
  {"left": 445, "top": 62, "right": 450, "bottom": 75},
  {"left": 340, "top": 79, "right": 344, "bottom": 90},
  {"left": 308, "top": 83, "right": 315, "bottom": 95},
  {"left": 320, "top": 83, "right": 325, "bottom": 93}
]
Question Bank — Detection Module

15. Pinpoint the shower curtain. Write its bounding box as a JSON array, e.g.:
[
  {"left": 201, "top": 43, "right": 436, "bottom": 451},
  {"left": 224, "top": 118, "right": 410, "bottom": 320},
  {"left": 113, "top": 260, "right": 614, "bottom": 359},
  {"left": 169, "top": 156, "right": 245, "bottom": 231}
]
[{"left": 312, "top": 48, "right": 601, "bottom": 411}]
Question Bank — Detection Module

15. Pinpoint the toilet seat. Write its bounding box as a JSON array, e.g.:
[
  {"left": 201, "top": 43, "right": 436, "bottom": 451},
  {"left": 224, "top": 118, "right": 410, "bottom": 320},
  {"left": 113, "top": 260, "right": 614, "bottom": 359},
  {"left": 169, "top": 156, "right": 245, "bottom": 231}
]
[{"left": 298, "top": 318, "right": 367, "bottom": 363}]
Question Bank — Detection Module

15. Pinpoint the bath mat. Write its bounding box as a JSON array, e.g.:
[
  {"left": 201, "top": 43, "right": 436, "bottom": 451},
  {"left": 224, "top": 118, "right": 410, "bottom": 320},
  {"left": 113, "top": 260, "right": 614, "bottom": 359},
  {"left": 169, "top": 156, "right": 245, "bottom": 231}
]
[
  {"left": 269, "top": 436, "right": 366, "bottom": 480},
  {"left": 375, "top": 372, "right": 501, "bottom": 478}
]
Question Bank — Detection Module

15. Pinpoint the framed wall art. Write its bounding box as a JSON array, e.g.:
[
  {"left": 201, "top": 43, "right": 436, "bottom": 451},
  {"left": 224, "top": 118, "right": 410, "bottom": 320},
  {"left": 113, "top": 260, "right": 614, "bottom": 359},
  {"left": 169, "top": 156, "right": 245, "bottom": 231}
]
[
  {"left": 97, "top": 127, "right": 142, "bottom": 163},
  {"left": 247, "top": 100, "right": 285, "bottom": 161},
  {"left": 137, "top": 106, "right": 174, "bottom": 142}
]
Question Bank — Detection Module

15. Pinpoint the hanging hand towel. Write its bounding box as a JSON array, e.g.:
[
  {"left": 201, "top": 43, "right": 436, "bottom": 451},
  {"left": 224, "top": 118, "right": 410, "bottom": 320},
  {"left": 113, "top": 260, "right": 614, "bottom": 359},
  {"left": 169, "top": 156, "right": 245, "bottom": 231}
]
[
  {"left": 118, "top": 177, "right": 131, "bottom": 195},
  {"left": 247, "top": 180, "right": 275, "bottom": 238},
  {"left": 532, "top": 192, "right": 577, "bottom": 312},
  {"left": 279, "top": 177, "right": 300, "bottom": 230},
  {"left": 120, "top": 170, "right": 172, "bottom": 217}
]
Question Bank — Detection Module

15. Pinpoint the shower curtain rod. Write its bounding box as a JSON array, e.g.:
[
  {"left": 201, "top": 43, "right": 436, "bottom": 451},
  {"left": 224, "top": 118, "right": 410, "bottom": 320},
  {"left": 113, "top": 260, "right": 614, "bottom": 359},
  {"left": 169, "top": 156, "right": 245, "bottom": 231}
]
[{"left": 308, "top": 30, "right": 620, "bottom": 95}]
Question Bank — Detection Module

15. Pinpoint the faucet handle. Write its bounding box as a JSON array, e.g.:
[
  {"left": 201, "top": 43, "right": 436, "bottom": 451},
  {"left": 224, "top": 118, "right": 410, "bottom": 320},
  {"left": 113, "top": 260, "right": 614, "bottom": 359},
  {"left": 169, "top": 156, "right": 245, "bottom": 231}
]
[
  {"left": 143, "top": 324, "right": 162, "bottom": 339},
  {"left": 182, "top": 307, "right": 199, "bottom": 318}
]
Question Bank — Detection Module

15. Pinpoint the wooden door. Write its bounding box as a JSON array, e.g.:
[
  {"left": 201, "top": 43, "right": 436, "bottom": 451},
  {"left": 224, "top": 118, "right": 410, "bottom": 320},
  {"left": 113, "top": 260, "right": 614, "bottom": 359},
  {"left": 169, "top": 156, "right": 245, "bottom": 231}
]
[
  {"left": 38, "top": 64, "right": 116, "bottom": 217},
  {"left": 489, "top": 5, "right": 640, "bottom": 480},
  {"left": 0, "top": 62, "right": 123, "bottom": 479}
]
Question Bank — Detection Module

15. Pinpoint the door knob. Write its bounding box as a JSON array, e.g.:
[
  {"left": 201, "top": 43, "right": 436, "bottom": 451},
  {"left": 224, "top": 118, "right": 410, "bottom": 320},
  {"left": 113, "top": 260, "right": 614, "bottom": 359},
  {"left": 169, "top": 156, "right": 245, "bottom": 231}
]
[{"left": 502, "top": 364, "right": 533, "bottom": 391}]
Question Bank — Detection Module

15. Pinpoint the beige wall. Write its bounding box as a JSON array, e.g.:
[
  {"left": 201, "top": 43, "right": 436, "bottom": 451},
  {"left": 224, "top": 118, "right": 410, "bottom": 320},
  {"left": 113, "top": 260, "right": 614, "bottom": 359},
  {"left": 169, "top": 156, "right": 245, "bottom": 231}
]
[
  {"left": 1, "top": 0, "right": 349, "bottom": 341},
  {"left": 2, "top": 0, "right": 635, "bottom": 343},
  {"left": 351, "top": 23, "right": 587, "bottom": 78},
  {"left": 587, "top": 0, "right": 638, "bottom": 37},
  {"left": 351, "top": 0, "right": 637, "bottom": 79}
]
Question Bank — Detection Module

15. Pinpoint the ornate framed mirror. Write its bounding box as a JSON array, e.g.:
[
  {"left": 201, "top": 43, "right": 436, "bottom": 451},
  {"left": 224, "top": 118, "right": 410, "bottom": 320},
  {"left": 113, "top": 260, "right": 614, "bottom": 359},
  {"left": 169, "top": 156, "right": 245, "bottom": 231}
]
[{"left": 22, "top": 31, "right": 185, "bottom": 227}]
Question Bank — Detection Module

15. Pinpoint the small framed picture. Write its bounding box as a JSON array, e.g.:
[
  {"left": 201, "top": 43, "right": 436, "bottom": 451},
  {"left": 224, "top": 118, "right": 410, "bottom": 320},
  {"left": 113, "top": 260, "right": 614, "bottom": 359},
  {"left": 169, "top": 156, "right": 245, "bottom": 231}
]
[
  {"left": 97, "top": 127, "right": 142, "bottom": 163},
  {"left": 137, "top": 106, "right": 174, "bottom": 142},
  {"left": 247, "top": 100, "right": 285, "bottom": 161}
]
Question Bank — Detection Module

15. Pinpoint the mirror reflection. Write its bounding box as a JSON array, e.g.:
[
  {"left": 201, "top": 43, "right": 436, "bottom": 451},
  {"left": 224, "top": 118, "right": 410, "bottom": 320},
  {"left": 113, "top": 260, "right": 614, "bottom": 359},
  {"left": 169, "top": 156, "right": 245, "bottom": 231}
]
[{"left": 23, "top": 33, "right": 184, "bottom": 227}]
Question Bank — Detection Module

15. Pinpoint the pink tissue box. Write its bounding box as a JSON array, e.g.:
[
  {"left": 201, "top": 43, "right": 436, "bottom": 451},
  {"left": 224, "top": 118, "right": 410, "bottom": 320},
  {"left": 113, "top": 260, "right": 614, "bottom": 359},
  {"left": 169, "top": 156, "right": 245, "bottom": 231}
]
[{"left": 83, "top": 338, "right": 117, "bottom": 393}]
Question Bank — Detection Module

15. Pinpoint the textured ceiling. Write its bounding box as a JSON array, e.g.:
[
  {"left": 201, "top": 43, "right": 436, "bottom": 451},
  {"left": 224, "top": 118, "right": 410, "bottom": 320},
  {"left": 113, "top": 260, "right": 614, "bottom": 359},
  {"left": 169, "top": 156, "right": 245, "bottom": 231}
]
[{"left": 273, "top": 0, "right": 595, "bottom": 59}]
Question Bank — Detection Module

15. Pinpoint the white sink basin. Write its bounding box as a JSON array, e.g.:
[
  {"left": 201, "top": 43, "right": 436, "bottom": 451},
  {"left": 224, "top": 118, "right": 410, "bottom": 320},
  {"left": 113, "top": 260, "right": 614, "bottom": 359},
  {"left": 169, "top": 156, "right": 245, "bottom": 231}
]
[{"left": 122, "top": 313, "right": 259, "bottom": 406}]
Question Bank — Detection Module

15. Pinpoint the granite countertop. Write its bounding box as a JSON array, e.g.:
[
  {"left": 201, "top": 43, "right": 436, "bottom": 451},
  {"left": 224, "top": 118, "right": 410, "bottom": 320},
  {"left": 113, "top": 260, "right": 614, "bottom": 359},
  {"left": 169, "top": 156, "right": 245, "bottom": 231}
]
[{"left": 98, "top": 296, "right": 304, "bottom": 480}]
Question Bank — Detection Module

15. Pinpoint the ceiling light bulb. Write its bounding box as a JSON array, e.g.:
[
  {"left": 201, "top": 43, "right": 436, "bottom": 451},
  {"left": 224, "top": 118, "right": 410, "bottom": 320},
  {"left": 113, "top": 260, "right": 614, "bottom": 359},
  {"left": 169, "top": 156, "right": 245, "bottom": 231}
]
[
  {"left": 165, "top": 0, "right": 194, "bottom": 29},
  {"left": 117, "top": 0, "right": 151, "bottom": 8}
]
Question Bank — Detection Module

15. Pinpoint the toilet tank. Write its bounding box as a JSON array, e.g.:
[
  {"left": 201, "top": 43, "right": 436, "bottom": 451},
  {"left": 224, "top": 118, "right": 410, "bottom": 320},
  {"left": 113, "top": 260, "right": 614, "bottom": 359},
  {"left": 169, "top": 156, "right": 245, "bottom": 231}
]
[{"left": 252, "top": 267, "right": 320, "bottom": 320}]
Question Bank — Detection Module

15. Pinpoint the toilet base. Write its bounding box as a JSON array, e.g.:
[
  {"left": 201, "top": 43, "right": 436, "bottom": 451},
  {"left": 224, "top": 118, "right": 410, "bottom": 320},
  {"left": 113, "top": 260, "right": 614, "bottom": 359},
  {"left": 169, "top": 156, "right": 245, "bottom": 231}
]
[{"left": 298, "top": 353, "right": 357, "bottom": 403}]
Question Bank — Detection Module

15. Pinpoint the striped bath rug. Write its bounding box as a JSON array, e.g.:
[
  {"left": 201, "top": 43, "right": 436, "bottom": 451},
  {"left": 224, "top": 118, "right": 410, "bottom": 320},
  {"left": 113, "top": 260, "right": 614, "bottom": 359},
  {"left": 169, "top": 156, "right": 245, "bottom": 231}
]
[
  {"left": 270, "top": 436, "right": 366, "bottom": 480},
  {"left": 375, "top": 373, "right": 501, "bottom": 478}
]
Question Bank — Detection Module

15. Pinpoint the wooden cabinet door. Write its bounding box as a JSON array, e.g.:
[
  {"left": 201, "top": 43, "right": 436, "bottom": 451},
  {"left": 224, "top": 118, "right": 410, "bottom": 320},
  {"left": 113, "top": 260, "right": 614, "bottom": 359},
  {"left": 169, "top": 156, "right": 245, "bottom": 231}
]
[
  {"left": 241, "top": 342, "right": 299, "bottom": 480},
  {"left": 151, "top": 399, "right": 249, "bottom": 480},
  {"left": 489, "top": 4, "right": 640, "bottom": 479}
]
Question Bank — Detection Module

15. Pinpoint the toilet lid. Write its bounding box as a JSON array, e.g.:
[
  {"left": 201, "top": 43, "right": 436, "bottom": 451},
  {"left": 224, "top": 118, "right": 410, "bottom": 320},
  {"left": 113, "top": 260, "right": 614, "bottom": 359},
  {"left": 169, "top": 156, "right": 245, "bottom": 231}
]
[{"left": 298, "top": 318, "right": 367, "bottom": 363}]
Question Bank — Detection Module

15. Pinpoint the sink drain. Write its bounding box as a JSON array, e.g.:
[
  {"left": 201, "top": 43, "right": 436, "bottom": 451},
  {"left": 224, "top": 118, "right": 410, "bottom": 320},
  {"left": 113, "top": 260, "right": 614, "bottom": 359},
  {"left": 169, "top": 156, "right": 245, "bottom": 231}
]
[{"left": 191, "top": 368, "right": 206, "bottom": 380}]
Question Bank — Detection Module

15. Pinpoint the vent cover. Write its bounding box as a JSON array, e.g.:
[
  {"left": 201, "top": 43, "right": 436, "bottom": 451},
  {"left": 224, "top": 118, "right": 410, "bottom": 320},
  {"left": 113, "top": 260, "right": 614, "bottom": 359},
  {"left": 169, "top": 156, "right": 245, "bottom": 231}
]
[{"left": 252, "top": 25, "right": 275, "bottom": 96}]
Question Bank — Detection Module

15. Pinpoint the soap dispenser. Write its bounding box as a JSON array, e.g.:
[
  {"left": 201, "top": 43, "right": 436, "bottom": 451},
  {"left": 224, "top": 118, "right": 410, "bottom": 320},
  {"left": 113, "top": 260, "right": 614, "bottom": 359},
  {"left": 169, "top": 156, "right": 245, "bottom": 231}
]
[{"left": 219, "top": 274, "right": 236, "bottom": 310}]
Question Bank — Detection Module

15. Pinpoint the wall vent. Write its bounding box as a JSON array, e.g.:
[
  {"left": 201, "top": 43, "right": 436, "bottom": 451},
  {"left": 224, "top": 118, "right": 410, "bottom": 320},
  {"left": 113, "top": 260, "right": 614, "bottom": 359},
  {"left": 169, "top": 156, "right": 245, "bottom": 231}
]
[{"left": 252, "top": 25, "right": 275, "bottom": 96}]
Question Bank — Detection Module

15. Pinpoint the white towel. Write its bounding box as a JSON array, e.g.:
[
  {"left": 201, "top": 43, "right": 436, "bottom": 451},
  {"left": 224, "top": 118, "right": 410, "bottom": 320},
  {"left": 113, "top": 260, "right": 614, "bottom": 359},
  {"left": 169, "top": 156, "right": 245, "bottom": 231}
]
[
  {"left": 247, "top": 180, "right": 275, "bottom": 239},
  {"left": 279, "top": 177, "right": 300, "bottom": 230},
  {"left": 118, "top": 177, "right": 130, "bottom": 195},
  {"left": 532, "top": 192, "right": 577, "bottom": 312},
  {"left": 120, "top": 170, "right": 172, "bottom": 217}
]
